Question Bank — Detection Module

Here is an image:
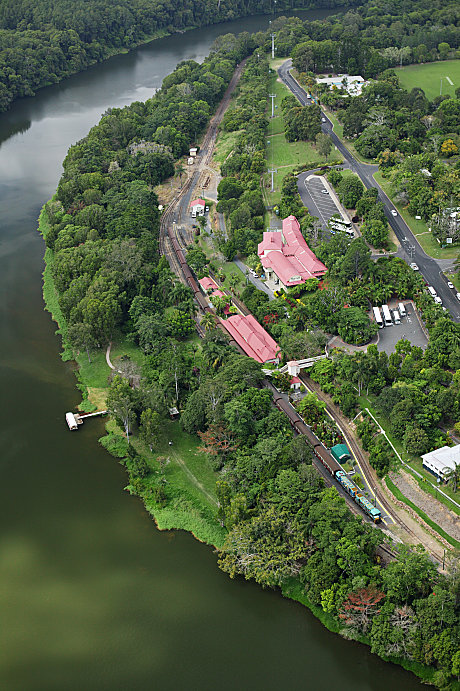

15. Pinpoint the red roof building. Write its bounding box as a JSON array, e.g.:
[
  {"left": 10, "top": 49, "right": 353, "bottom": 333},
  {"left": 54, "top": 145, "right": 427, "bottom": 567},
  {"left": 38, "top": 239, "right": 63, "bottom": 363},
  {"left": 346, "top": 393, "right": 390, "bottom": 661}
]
[
  {"left": 219, "top": 314, "right": 280, "bottom": 364},
  {"left": 190, "top": 198, "right": 206, "bottom": 210},
  {"left": 258, "top": 215, "right": 327, "bottom": 289}
]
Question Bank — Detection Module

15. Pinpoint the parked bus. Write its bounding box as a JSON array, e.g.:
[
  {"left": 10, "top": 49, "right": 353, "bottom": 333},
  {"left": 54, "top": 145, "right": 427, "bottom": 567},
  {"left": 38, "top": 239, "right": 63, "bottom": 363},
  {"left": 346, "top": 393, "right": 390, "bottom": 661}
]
[
  {"left": 398, "top": 302, "right": 406, "bottom": 317},
  {"left": 330, "top": 221, "right": 354, "bottom": 236},
  {"left": 381, "top": 304, "right": 393, "bottom": 326},
  {"left": 392, "top": 309, "right": 401, "bottom": 325},
  {"left": 332, "top": 216, "right": 352, "bottom": 229},
  {"left": 372, "top": 306, "right": 384, "bottom": 329}
]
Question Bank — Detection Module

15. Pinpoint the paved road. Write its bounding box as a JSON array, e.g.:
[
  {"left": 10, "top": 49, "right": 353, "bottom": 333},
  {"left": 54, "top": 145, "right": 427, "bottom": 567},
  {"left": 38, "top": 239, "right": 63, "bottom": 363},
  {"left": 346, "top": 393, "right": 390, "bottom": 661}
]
[
  {"left": 233, "top": 257, "right": 274, "bottom": 298},
  {"left": 278, "top": 60, "right": 460, "bottom": 322}
]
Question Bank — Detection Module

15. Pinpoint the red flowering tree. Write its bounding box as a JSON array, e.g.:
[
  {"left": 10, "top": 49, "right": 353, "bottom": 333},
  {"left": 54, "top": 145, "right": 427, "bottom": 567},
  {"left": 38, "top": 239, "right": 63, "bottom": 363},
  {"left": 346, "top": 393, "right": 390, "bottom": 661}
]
[
  {"left": 198, "top": 424, "right": 238, "bottom": 459},
  {"left": 339, "top": 587, "right": 385, "bottom": 633}
]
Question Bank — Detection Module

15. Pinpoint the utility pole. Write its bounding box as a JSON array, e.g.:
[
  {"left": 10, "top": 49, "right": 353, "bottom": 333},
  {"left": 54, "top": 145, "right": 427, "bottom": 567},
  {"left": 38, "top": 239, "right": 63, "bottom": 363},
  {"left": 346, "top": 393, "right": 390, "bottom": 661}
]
[
  {"left": 269, "top": 93, "right": 276, "bottom": 118},
  {"left": 271, "top": 32, "right": 275, "bottom": 60},
  {"left": 268, "top": 168, "right": 277, "bottom": 193}
]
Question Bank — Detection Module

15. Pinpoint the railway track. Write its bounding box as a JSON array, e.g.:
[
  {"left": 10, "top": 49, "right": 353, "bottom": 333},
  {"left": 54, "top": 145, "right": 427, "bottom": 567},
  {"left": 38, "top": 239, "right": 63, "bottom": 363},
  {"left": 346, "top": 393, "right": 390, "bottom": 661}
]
[{"left": 302, "top": 374, "right": 444, "bottom": 565}]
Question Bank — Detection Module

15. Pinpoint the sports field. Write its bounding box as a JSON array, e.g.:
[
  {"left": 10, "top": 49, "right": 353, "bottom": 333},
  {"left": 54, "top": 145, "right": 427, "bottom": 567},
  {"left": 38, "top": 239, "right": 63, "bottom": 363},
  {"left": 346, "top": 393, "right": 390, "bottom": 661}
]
[{"left": 397, "top": 60, "right": 459, "bottom": 101}]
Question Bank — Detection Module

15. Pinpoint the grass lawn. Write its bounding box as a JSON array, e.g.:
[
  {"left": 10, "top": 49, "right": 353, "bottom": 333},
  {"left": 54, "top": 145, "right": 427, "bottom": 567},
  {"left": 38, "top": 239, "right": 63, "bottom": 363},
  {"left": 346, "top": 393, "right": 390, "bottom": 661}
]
[
  {"left": 373, "top": 171, "right": 459, "bottom": 259},
  {"left": 213, "top": 129, "right": 243, "bottom": 165},
  {"left": 137, "top": 421, "right": 225, "bottom": 546},
  {"left": 396, "top": 60, "right": 460, "bottom": 101}
]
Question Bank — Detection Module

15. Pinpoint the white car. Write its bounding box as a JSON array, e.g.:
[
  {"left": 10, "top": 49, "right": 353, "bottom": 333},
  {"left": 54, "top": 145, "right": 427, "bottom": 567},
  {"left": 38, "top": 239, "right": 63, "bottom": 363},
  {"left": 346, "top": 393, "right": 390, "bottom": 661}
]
[
  {"left": 447, "top": 281, "right": 454, "bottom": 289},
  {"left": 456, "top": 293, "right": 460, "bottom": 302},
  {"left": 409, "top": 262, "right": 419, "bottom": 271},
  {"left": 205, "top": 206, "right": 210, "bottom": 212},
  {"left": 321, "top": 117, "right": 326, "bottom": 123},
  {"left": 321, "top": 189, "right": 329, "bottom": 195},
  {"left": 434, "top": 296, "right": 443, "bottom": 305},
  {"left": 391, "top": 209, "right": 397, "bottom": 216}
]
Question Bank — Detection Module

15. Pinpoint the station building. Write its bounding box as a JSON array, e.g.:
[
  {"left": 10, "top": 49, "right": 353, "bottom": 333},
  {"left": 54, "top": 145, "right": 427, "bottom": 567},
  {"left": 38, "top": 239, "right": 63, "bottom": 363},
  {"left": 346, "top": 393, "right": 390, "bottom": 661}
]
[{"left": 257, "top": 215, "right": 327, "bottom": 291}]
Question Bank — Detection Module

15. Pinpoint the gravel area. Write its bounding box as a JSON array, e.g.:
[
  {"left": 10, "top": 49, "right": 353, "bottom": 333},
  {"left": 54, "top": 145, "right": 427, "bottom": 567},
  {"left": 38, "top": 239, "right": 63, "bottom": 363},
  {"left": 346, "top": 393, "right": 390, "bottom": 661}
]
[{"left": 390, "top": 470, "right": 460, "bottom": 542}]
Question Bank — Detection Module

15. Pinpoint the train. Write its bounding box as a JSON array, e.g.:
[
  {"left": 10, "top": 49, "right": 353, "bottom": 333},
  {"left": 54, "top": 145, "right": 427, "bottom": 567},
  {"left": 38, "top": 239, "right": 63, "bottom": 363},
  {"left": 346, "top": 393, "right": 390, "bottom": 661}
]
[
  {"left": 271, "top": 390, "right": 382, "bottom": 523},
  {"left": 167, "top": 226, "right": 381, "bottom": 524}
]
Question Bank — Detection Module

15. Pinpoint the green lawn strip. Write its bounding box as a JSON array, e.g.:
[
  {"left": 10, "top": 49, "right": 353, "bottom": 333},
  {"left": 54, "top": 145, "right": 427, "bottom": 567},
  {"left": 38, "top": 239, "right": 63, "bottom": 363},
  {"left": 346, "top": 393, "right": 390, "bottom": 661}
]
[
  {"left": 373, "top": 171, "right": 458, "bottom": 259},
  {"left": 396, "top": 60, "right": 460, "bottom": 101},
  {"left": 384, "top": 477, "right": 460, "bottom": 549},
  {"left": 213, "top": 129, "right": 243, "bottom": 164},
  {"left": 359, "top": 394, "right": 460, "bottom": 514}
]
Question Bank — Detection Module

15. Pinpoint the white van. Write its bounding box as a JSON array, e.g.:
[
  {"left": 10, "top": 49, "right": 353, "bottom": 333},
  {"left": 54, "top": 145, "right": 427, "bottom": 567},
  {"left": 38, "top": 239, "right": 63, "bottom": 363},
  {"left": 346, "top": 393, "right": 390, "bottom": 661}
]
[
  {"left": 398, "top": 302, "right": 406, "bottom": 317},
  {"left": 392, "top": 309, "right": 401, "bottom": 325},
  {"left": 191, "top": 210, "right": 197, "bottom": 218},
  {"left": 427, "top": 286, "right": 437, "bottom": 298}
]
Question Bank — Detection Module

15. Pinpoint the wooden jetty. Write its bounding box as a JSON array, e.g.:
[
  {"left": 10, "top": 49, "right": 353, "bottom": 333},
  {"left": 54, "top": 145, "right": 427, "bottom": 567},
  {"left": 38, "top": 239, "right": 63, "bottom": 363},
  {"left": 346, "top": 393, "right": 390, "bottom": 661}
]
[{"left": 66, "top": 410, "right": 107, "bottom": 430}]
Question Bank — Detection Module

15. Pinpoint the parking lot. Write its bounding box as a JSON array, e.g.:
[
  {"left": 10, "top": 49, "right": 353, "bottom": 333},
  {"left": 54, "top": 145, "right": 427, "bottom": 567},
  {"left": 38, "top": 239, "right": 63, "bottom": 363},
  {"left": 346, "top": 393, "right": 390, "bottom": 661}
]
[
  {"left": 301, "top": 175, "right": 341, "bottom": 228},
  {"left": 375, "top": 302, "right": 428, "bottom": 355}
]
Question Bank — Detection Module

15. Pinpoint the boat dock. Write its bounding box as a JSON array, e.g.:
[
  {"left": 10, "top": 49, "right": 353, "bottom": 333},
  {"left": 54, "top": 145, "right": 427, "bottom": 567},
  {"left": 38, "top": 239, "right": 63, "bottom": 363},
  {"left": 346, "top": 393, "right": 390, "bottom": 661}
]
[{"left": 66, "top": 410, "right": 107, "bottom": 430}]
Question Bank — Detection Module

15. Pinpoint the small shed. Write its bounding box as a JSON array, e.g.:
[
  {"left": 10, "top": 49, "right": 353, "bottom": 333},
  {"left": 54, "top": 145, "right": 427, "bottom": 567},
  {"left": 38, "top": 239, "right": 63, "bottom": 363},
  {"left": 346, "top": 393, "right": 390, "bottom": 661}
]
[
  {"left": 189, "top": 147, "right": 198, "bottom": 157},
  {"left": 190, "top": 198, "right": 205, "bottom": 215},
  {"left": 290, "top": 376, "right": 301, "bottom": 391},
  {"left": 66, "top": 412, "right": 78, "bottom": 430},
  {"left": 169, "top": 407, "right": 180, "bottom": 420},
  {"left": 331, "top": 443, "right": 351, "bottom": 464}
]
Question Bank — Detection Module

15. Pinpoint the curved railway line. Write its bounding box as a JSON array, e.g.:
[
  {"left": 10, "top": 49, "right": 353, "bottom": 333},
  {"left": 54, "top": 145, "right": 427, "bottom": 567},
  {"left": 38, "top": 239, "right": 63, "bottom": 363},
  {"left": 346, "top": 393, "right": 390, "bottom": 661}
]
[{"left": 157, "top": 62, "right": 444, "bottom": 567}]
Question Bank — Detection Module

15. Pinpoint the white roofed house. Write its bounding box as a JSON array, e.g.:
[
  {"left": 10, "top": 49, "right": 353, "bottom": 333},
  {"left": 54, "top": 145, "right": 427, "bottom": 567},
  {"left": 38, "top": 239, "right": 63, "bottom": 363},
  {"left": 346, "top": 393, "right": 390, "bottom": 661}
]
[
  {"left": 421, "top": 445, "right": 460, "bottom": 482},
  {"left": 190, "top": 198, "right": 205, "bottom": 215}
]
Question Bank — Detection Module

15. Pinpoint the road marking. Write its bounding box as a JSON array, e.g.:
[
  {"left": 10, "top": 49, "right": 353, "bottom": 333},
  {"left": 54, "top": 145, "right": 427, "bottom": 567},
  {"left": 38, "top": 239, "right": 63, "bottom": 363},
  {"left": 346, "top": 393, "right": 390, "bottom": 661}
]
[{"left": 446, "top": 76, "right": 453, "bottom": 86}]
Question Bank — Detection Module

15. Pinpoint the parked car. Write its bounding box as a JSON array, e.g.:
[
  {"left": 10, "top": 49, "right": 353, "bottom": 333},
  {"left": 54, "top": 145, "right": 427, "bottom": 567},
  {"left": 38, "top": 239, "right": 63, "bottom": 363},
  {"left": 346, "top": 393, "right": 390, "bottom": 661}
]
[
  {"left": 447, "top": 281, "right": 455, "bottom": 289},
  {"left": 321, "top": 117, "right": 326, "bottom": 123},
  {"left": 409, "top": 262, "right": 419, "bottom": 271},
  {"left": 391, "top": 209, "right": 397, "bottom": 216},
  {"left": 321, "top": 189, "right": 329, "bottom": 194},
  {"left": 434, "top": 296, "right": 443, "bottom": 305},
  {"left": 456, "top": 293, "right": 460, "bottom": 301},
  {"left": 205, "top": 206, "right": 209, "bottom": 212}
]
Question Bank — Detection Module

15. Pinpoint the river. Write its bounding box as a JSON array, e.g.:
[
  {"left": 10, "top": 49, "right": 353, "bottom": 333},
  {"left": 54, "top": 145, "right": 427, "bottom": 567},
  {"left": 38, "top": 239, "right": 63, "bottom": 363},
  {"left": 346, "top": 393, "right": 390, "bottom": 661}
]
[{"left": 0, "top": 9, "right": 425, "bottom": 690}]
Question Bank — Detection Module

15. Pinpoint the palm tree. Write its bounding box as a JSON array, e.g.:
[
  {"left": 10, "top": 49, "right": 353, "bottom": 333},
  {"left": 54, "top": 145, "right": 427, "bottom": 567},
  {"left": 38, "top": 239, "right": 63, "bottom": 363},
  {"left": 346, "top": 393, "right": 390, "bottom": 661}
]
[
  {"left": 175, "top": 163, "right": 186, "bottom": 188},
  {"left": 443, "top": 462, "right": 460, "bottom": 493},
  {"left": 200, "top": 313, "right": 217, "bottom": 331}
]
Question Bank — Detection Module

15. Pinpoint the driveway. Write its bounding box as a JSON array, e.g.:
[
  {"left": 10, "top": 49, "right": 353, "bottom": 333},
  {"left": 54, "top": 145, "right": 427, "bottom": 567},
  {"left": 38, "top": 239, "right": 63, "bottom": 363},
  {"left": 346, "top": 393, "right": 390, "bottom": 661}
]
[{"left": 233, "top": 257, "right": 274, "bottom": 299}]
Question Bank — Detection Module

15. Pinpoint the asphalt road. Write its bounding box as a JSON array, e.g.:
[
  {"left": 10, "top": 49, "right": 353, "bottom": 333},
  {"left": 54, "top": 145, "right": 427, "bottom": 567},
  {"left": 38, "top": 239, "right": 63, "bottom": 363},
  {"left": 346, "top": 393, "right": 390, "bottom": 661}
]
[{"left": 278, "top": 60, "right": 460, "bottom": 322}]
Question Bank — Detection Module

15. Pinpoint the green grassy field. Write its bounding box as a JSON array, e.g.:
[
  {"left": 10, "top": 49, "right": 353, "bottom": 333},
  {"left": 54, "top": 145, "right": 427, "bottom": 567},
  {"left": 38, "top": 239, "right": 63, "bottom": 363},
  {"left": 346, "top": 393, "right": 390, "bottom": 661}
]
[
  {"left": 397, "top": 60, "right": 460, "bottom": 101},
  {"left": 265, "top": 60, "right": 341, "bottom": 207}
]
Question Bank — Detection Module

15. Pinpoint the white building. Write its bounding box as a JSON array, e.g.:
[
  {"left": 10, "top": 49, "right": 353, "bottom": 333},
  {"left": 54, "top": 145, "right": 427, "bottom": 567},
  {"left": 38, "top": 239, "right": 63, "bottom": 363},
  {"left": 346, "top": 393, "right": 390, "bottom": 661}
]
[
  {"left": 421, "top": 445, "right": 460, "bottom": 481},
  {"left": 316, "top": 75, "right": 368, "bottom": 96},
  {"left": 190, "top": 198, "right": 205, "bottom": 216}
]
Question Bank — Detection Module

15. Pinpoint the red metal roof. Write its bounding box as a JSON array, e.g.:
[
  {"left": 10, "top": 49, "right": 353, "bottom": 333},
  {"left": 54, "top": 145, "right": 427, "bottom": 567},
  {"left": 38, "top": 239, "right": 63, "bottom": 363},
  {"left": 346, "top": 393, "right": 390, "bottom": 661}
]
[
  {"left": 257, "top": 215, "right": 326, "bottom": 286},
  {"left": 219, "top": 314, "right": 279, "bottom": 363},
  {"left": 191, "top": 198, "right": 206, "bottom": 208}
]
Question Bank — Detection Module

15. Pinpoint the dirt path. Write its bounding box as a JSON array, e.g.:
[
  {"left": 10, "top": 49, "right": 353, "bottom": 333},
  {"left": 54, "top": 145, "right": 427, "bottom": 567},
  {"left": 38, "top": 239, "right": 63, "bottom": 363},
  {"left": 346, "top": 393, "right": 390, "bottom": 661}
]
[
  {"left": 168, "top": 448, "right": 217, "bottom": 506},
  {"left": 390, "top": 470, "right": 460, "bottom": 542}
]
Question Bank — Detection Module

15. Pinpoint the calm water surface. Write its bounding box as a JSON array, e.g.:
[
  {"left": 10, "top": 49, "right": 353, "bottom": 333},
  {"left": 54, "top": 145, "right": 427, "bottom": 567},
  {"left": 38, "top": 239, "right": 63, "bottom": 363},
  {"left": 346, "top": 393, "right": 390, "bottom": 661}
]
[{"left": 0, "top": 11, "right": 425, "bottom": 690}]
